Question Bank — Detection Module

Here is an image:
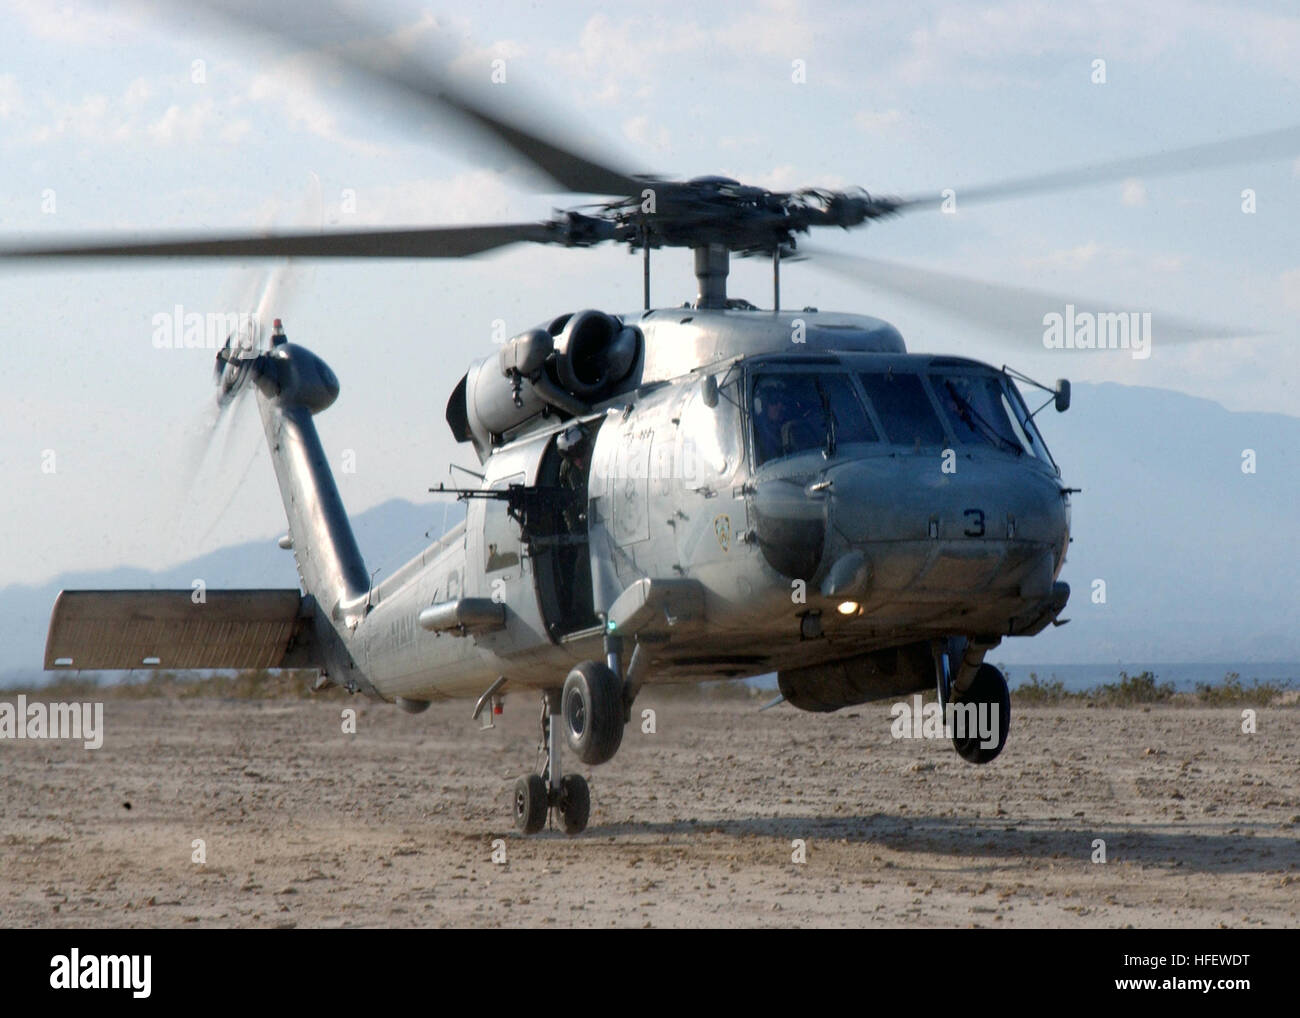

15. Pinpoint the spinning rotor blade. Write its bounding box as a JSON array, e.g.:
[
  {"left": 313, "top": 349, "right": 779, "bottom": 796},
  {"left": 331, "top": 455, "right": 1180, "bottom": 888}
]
[
  {"left": 191, "top": 0, "right": 644, "bottom": 197},
  {"left": 889, "top": 124, "right": 1300, "bottom": 212},
  {"left": 806, "top": 247, "right": 1253, "bottom": 347},
  {"left": 253, "top": 260, "right": 299, "bottom": 328},
  {"left": 0, "top": 223, "right": 557, "bottom": 262}
]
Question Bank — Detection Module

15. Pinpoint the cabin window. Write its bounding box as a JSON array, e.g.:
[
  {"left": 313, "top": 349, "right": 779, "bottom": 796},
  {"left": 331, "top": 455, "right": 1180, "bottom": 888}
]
[
  {"left": 857, "top": 372, "right": 946, "bottom": 448},
  {"left": 483, "top": 473, "right": 523, "bottom": 573}
]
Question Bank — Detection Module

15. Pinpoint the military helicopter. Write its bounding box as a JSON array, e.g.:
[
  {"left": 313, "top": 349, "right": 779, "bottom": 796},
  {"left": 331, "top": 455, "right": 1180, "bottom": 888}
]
[{"left": 11, "top": 3, "right": 1293, "bottom": 835}]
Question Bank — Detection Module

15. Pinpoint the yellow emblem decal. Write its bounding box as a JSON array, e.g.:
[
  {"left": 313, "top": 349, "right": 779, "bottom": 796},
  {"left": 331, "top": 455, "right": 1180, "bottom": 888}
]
[{"left": 714, "top": 514, "right": 732, "bottom": 553}]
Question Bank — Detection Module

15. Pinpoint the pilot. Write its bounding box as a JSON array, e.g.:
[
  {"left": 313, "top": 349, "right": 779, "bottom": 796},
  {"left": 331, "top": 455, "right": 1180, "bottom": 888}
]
[
  {"left": 753, "top": 377, "right": 791, "bottom": 462},
  {"left": 754, "top": 376, "right": 820, "bottom": 462}
]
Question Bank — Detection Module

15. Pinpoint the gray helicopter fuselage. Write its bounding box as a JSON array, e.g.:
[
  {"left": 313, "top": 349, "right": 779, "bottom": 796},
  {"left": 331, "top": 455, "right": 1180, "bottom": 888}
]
[{"left": 312, "top": 307, "right": 1070, "bottom": 707}]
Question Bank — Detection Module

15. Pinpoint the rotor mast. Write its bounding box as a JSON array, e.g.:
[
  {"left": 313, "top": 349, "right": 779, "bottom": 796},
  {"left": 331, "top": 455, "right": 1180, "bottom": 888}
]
[{"left": 693, "top": 244, "right": 730, "bottom": 309}]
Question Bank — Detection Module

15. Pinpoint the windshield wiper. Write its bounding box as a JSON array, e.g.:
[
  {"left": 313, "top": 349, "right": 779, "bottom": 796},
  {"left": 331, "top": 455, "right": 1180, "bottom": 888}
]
[
  {"left": 816, "top": 379, "right": 838, "bottom": 457},
  {"left": 944, "top": 381, "right": 1022, "bottom": 456}
]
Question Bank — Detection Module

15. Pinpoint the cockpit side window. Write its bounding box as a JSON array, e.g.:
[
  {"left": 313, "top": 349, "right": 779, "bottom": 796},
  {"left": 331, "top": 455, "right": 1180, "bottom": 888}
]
[
  {"left": 1003, "top": 377, "right": 1054, "bottom": 466},
  {"left": 857, "top": 372, "right": 946, "bottom": 448},
  {"left": 751, "top": 371, "right": 876, "bottom": 466},
  {"left": 932, "top": 372, "right": 1028, "bottom": 456}
]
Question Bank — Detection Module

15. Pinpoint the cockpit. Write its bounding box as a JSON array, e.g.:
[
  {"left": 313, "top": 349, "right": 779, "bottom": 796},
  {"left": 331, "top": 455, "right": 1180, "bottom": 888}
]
[{"left": 747, "top": 357, "right": 1055, "bottom": 469}]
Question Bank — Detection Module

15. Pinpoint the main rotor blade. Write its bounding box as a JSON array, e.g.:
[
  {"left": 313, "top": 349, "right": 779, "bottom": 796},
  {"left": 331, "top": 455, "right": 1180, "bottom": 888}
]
[
  {"left": 0, "top": 223, "right": 556, "bottom": 261},
  {"left": 892, "top": 124, "right": 1300, "bottom": 211},
  {"left": 806, "top": 247, "right": 1253, "bottom": 347},
  {"left": 192, "top": 0, "right": 644, "bottom": 196}
]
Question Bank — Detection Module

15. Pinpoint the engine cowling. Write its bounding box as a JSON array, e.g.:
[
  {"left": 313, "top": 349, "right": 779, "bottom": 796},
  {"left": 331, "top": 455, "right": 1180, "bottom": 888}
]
[
  {"left": 554, "top": 310, "right": 640, "bottom": 399},
  {"left": 446, "top": 311, "right": 642, "bottom": 458}
]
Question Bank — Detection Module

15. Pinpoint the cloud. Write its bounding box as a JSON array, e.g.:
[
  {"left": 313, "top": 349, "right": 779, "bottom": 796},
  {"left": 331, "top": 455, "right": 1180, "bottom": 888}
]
[
  {"left": 561, "top": 12, "right": 703, "bottom": 105},
  {"left": 1121, "top": 178, "right": 1148, "bottom": 207},
  {"left": 854, "top": 109, "right": 903, "bottom": 133},
  {"left": 1222, "top": 4, "right": 1300, "bottom": 86},
  {"left": 28, "top": 91, "right": 125, "bottom": 144},
  {"left": 245, "top": 59, "right": 341, "bottom": 141},
  {"left": 712, "top": 0, "right": 817, "bottom": 58},
  {"left": 22, "top": 77, "right": 253, "bottom": 149},
  {"left": 320, "top": 170, "right": 531, "bottom": 228},
  {"left": 123, "top": 77, "right": 152, "bottom": 108},
  {"left": 884, "top": 0, "right": 1300, "bottom": 90},
  {"left": 556, "top": 4, "right": 818, "bottom": 107},
  {"left": 1281, "top": 267, "right": 1300, "bottom": 314},
  {"left": 623, "top": 115, "right": 670, "bottom": 152},
  {"left": 1021, "top": 241, "right": 1107, "bottom": 270},
  {"left": 4, "top": 0, "right": 143, "bottom": 47},
  {"left": 145, "top": 98, "right": 250, "bottom": 145},
  {"left": 741, "top": 164, "right": 850, "bottom": 191},
  {"left": 0, "top": 74, "right": 21, "bottom": 118}
]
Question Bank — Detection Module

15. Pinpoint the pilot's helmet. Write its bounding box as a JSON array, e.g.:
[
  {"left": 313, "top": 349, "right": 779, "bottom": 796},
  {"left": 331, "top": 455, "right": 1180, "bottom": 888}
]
[
  {"left": 557, "top": 424, "right": 587, "bottom": 454},
  {"left": 754, "top": 376, "right": 790, "bottom": 414}
]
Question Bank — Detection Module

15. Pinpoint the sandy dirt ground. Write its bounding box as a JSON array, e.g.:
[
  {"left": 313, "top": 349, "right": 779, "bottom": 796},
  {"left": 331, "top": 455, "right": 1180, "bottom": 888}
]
[{"left": 1, "top": 694, "right": 1297, "bottom": 928}]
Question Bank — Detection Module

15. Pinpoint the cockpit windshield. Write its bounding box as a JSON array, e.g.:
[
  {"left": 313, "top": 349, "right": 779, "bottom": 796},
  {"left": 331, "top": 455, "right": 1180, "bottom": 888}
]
[
  {"left": 932, "top": 372, "right": 1026, "bottom": 455},
  {"left": 931, "top": 370, "right": 1048, "bottom": 459},
  {"left": 857, "top": 372, "right": 946, "bottom": 448},
  {"left": 748, "top": 363, "right": 1056, "bottom": 468},
  {"left": 752, "top": 372, "right": 876, "bottom": 465}
]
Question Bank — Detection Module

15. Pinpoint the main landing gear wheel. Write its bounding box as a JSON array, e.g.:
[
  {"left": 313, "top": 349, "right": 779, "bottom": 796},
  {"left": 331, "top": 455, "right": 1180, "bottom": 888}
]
[
  {"left": 562, "top": 660, "right": 625, "bottom": 766},
  {"left": 513, "top": 774, "right": 548, "bottom": 835},
  {"left": 558, "top": 774, "right": 590, "bottom": 835},
  {"left": 952, "top": 663, "right": 1011, "bottom": 764}
]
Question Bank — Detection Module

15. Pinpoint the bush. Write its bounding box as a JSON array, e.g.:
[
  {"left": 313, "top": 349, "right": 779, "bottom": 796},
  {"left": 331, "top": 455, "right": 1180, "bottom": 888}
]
[
  {"left": 1014, "top": 672, "right": 1070, "bottom": 704},
  {"left": 1195, "top": 671, "right": 1289, "bottom": 706},
  {"left": 1091, "top": 670, "right": 1175, "bottom": 705}
]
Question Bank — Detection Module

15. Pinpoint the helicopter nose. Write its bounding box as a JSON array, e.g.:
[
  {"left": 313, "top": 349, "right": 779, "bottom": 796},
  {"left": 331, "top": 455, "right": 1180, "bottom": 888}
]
[{"left": 820, "top": 456, "right": 1069, "bottom": 601}]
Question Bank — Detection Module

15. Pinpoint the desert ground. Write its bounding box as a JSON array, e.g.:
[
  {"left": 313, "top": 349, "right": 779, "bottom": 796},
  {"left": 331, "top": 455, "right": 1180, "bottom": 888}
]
[{"left": 2, "top": 691, "right": 1297, "bottom": 928}]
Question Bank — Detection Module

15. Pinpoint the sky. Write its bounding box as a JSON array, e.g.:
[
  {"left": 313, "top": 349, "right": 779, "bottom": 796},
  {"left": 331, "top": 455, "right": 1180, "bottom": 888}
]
[{"left": 1, "top": 0, "right": 1298, "bottom": 591}]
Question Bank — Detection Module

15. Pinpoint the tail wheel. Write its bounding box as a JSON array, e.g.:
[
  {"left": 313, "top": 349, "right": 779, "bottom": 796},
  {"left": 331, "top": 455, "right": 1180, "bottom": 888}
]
[
  {"left": 952, "top": 663, "right": 1011, "bottom": 764},
  {"left": 562, "top": 660, "right": 625, "bottom": 765},
  {"left": 558, "top": 774, "right": 590, "bottom": 835},
  {"left": 513, "top": 774, "right": 548, "bottom": 834}
]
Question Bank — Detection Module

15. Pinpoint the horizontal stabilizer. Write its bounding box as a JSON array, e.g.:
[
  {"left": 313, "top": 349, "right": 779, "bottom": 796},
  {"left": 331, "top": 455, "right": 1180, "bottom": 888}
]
[{"left": 44, "top": 589, "right": 316, "bottom": 671}]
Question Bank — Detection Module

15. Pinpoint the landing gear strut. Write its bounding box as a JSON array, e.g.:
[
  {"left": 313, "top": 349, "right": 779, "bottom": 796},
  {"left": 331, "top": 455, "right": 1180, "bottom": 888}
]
[
  {"left": 511, "top": 689, "right": 593, "bottom": 835},
  {"left": 510, "top": 646, "right": 629, "bottom": 836}
]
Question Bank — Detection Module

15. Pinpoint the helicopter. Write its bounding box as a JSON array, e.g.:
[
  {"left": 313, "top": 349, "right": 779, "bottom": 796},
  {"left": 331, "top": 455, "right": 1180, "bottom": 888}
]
[{"left": 11, "top": 3, "right": 1293, "bottom": 835}]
